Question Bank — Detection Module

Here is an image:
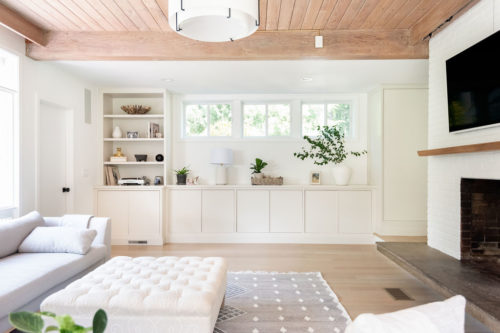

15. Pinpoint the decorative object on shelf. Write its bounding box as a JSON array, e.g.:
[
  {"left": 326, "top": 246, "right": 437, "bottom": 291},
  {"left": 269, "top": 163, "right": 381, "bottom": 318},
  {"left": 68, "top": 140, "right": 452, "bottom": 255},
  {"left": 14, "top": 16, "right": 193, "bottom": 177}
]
[
  {"left": 155, "top": 154, "right": 164, "bottom": 162},
  {"left": 118, "top": 177, "right": 146, "bottom": 186},
  {"left": 250, "top": 158, "right": 268, "bottom": 180},
  {"left": 168, "top": 0, "right": 259, "bottom": 42},
  {"left": 311, "top": 172, "right": 321, "bottom": 185},
  {"left": 294, "top": 125, "right": 367, "bottom": 186},
  {"left": 251, "top": 175, "right": 284, "bottom": 186},
  {"left": 148, "top": 122, "right": 160, "bottom": 138},
  {"left": 155, "top": 132, "right": 163, "bottom": 138},
  {"left": 187, "top": 176, "right": 199, "bottom": 185},
  {"left": 154, "top": 176, "right": 164, "bottom": 186},
  {"left": 104, "top": 166, "right": 120, "bottom": 185},
  {"left": 9, "top": 308, "right": 107, "bottom": 333},
  {"left": 209, "top": 148, "right": 233, "bottom": 185},
  {"left": 113, "top": 147, "right": 124, "bottom": 157},
  {"left": 120, "top": 105, "right": 151, "bottom": 114},
  {"left": 112, "top": 126, "right": 122, "bottom": 138},
  {"left": 134, "top": 154, "right": 147, "bottom": 162},
  {"left": 126, "top": 131, "right": 139, "bottom": 139},
  {"left": 174, "top": 166, "right": 190, "bottom": 185}
]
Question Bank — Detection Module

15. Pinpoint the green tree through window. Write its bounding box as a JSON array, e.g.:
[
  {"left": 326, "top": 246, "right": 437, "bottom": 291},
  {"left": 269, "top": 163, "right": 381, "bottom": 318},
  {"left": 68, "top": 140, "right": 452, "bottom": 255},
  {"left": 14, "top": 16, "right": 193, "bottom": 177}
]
[
  {"left": 185, "top": 103, "right": 232, "bottom": 137},
  {"left": 243, "top": 104, "right": 290, "bottom": 137}
]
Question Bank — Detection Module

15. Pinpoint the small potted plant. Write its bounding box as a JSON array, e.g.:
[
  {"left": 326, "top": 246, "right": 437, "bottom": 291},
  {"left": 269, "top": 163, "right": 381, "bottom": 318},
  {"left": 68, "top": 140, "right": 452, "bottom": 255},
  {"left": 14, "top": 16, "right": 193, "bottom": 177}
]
[
  {"left": 174, "top": 166, "right": 190, "bottom": 185},
  {"left": 294, "top": 125, "right": 367, "bottom": 185},
  {"left": 250, "top": 158, "right": 268, "bottom": 179}
]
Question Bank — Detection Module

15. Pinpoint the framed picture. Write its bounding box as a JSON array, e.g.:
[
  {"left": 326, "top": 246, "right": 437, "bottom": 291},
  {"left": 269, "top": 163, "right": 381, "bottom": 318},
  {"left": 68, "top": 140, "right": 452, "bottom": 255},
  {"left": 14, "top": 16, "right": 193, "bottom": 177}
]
[
  {"left": 310, "top": 172, "right": 321, "bottom": 185},
  {"left": 127, "top": 131, "right": 139, "bottom": 139}
]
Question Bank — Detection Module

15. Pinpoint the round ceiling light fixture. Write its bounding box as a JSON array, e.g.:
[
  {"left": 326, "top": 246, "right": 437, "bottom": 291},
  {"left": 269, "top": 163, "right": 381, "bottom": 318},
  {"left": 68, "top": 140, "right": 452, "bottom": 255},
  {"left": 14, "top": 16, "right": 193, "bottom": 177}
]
[{"left": 168, "top": 0, "right": 260, "bottom": 42}]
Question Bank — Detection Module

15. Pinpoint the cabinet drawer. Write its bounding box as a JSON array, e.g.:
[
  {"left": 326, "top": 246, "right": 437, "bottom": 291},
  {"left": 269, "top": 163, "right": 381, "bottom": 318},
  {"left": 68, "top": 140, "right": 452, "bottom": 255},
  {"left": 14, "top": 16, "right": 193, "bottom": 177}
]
[
  {"left": 237, "top": 190, "right": 269, "bottom": 233},
  {"left": 270, "top": 190, "right": 303, "bottom": 233},
  {"left": 202, "top": 190, "right": 235, "bottom": 233},
  {"left": 305, "top": 191, "right": 338, "bottom": 233},
  {"left": 338, "top": 191, "right": 372, "bottom": 234},
  {"left": 169, "top": 190, "right": 202, "bottom": 233}
]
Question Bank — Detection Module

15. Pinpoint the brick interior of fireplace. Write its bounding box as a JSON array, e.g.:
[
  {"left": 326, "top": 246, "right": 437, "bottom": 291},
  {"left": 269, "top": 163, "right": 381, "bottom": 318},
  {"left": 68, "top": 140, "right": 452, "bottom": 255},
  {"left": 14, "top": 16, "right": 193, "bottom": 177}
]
[{"left": 461, "top": 178, "right": 500, "bottom": 266}]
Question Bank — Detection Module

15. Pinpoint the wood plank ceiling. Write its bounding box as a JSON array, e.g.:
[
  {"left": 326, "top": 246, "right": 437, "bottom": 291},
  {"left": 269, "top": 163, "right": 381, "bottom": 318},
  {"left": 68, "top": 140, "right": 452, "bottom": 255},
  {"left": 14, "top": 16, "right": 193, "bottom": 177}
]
[{"left": 0, "top": 0, "right": 479, "bottom": 60}]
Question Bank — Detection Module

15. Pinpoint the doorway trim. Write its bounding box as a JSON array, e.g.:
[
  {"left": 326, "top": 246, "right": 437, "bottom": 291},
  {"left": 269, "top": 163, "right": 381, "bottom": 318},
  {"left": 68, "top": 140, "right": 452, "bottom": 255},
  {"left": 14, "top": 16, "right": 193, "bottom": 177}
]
[{"left": 34, "top": 94, "right": 74, "bottom": 214}]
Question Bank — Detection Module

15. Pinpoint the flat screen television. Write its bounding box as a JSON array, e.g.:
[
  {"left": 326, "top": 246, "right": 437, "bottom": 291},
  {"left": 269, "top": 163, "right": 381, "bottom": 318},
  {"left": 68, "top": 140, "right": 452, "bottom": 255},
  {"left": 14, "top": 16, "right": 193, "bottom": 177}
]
[{"left": 446, "top": 30, "right": 500, "bottom": 132}]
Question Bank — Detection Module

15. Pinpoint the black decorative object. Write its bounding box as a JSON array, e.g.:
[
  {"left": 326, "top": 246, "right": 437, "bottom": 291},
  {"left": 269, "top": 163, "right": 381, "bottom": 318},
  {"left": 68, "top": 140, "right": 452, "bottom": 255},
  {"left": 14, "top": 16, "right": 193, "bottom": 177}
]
[
  {"left": 155, "top": 154, "right": 164, "bottom": 162},
  {"left": 176, "top": 174, "right": 187, "bottom": 185},
  {"left": 134, "top": 154, "right": 147, "bottom": 162}
]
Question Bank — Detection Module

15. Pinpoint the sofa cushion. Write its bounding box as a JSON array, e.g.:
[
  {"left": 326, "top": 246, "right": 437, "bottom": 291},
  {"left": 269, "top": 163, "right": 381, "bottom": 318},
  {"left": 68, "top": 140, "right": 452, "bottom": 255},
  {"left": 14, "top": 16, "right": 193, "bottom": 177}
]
[
  {"left": 19, "top": 227, "right": 97, "bottom": 255},
  {"left": 0, "top": 245, "right": 106, "bottom": 317},
  {"left": 0, "top": 211, "right": 44, "bottom": 258},
  {"left": 345, "top": 295, "right": 466, "bottom": 333}
]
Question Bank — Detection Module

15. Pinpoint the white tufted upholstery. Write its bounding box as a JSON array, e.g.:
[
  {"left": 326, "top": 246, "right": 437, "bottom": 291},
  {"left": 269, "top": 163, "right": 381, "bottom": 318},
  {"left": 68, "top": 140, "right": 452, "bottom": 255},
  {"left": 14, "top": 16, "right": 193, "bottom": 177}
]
[{"left": 41, "top": 256, "right": 227, "bottom": 333}]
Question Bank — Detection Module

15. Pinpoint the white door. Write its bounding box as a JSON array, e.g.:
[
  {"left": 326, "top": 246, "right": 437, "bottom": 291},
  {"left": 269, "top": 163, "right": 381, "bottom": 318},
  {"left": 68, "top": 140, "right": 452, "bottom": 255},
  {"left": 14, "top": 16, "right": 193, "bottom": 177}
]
[{"left": 38, "top": 101, "right": 72, "bottom": 216}]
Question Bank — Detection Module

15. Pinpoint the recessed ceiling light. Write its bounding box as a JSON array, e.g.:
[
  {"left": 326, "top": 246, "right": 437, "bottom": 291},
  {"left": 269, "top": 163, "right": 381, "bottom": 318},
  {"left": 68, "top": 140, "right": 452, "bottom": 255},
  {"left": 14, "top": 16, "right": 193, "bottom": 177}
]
[
  {"left": 161, "top": 78, "right": 174, "bottom": 83},
  {"left": 302, "top": 77, "right": 313, "bottom": 82}
]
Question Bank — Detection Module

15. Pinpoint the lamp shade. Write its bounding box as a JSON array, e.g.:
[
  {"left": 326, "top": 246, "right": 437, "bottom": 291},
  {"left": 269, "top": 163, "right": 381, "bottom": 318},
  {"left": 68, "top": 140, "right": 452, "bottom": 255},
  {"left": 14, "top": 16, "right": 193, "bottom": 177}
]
[{"left": 210, "top": 148, "right": 233, "bottom": 165}]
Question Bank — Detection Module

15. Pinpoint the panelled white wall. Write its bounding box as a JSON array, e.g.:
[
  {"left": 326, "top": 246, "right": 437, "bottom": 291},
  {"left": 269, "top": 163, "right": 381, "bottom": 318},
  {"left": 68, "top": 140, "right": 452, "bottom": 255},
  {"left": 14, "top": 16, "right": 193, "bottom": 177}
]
[
  {"left": 171, "top": 94, "right": 368, "bottom": 186},
  {"left": 0, "top": 26, "right": 99, "bottom": 215},
  {"left": 427, "top": 0, "right": 500, "bottom": 259}
]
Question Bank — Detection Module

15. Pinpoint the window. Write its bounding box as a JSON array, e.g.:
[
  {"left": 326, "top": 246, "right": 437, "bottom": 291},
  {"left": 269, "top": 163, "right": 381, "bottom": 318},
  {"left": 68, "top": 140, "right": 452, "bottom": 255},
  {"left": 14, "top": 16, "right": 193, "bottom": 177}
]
[
  {"left": 184, "top": 103, "right": 232, "bottom": 137},
  {"left": 0, "top": 48, "right": 19, "bottom": 218},
  {"left": 302, "top": 103, "right": 352, "bottom": 137},
  {"left": 243, "top": 103, "right": 291, "bottom": 137}
]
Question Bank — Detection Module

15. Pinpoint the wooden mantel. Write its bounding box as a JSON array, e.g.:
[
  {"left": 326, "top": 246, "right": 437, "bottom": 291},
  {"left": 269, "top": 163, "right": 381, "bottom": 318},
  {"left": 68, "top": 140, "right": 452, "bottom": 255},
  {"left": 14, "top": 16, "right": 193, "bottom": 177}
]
[{"left": 418, "top": 141, "right": 500, "bottom": 156}]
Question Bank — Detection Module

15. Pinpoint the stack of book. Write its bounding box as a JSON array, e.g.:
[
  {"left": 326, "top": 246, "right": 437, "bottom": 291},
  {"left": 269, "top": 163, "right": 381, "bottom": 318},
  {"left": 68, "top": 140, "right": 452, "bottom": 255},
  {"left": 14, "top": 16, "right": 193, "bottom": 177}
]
[{"left": 110, "top": 156, "right": 127, "bottom": 162}]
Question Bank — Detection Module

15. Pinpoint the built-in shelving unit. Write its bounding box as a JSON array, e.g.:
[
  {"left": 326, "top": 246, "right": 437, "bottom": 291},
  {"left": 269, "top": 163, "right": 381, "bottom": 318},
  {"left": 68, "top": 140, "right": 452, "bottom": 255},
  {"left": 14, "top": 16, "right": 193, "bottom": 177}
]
[{"left": 99, "top": 89, "right": 169, "bottom": 185}]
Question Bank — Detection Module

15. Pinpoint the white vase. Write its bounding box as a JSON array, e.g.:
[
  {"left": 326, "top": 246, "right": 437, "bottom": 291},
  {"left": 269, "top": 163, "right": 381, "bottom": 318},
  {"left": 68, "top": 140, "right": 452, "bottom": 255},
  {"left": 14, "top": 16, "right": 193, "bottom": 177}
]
[
  {"left": 333, "top": 165, "right": 351, "bottom": 185},
  {"left": 253, "top": 173, "right": 264, "bottom": 179},
  {"left": 112, "top": 126, "right": 122, "bottom": 138}
]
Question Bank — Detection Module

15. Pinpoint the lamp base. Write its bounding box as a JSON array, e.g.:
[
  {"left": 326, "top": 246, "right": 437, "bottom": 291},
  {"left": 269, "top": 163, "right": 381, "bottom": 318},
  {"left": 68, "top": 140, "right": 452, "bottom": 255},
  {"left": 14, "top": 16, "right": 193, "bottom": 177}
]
[{"left": 215, "top": 165, "right": 227, "bottom": 185}]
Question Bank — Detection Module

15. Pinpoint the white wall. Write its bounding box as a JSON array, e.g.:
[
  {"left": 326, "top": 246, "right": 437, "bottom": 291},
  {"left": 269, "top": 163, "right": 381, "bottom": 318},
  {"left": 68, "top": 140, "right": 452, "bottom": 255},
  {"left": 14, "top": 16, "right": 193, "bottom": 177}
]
[
  {"left": 427, "top": 0, "right": 500, "bottom": 259},
  {"left": 171, "top": 94, "right": 368, "bottom": 185},
  {"left": 0, "top": 26, "right": 99, "bottom": 215}
]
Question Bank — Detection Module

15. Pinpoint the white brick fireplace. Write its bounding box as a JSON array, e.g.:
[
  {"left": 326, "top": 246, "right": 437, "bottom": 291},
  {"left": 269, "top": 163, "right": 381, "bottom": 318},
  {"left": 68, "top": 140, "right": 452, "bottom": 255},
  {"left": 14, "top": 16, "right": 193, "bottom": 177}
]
[{"left": 427, "top": 0, "right": 500, "bottom": 259}]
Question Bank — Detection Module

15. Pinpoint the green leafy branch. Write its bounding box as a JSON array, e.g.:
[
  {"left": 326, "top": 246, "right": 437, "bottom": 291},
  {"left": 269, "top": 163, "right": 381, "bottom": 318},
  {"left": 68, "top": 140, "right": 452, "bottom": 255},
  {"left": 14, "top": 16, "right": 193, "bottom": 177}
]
[
  {"left": 294, "top": 125, "right": 367, "bottom": 165},
  {"left": 9, "top": 309, "right": 107, "bottom": 333},
  {"left": 250, "top": 158, "right": 268, "bottom": 174},
  {"left": 174, "top": 166, "right": 190, "bottom": 175}
]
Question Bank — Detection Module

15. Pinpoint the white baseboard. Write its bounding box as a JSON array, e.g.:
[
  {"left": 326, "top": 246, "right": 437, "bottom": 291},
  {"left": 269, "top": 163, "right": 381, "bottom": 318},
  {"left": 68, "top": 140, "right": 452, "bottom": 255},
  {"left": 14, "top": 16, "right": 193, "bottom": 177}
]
[
  {"left": 379, "top": 220, "right": 427, "bottom": 236},
  {"left": 165, "top": 233, "right": 376, "bottom": 244}
]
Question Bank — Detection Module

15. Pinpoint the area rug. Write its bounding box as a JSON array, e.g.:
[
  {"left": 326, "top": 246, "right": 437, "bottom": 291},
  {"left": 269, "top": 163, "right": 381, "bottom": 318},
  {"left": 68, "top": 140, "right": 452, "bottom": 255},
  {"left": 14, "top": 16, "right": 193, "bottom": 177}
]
[{"left": 215, "top": 272, "right": 351, "bottom": 333}]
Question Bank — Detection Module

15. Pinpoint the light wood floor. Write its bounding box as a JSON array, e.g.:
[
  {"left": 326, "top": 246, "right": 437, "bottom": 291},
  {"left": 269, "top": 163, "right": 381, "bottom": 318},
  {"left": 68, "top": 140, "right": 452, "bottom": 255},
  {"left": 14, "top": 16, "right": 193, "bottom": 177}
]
[{"left": 112, "top": 243, "right": 440, "bottom": 319}]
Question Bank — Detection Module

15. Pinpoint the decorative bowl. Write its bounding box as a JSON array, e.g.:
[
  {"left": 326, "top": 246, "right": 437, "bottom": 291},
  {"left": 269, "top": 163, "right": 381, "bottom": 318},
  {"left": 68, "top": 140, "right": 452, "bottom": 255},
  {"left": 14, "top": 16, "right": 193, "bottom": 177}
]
[
  {"left": 134, "top": 154, "right": 147, "bottom": 162},
  {"left": 120, "top": 105, "right": 151, "bottom": 114}
]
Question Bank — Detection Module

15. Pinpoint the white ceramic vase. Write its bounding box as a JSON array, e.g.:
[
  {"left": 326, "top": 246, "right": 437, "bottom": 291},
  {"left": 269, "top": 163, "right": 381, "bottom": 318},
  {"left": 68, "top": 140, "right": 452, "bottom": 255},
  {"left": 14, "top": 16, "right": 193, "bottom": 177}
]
[
  {"left": 333, "top": 165, "right": 351, "bottom": 185},
  {"left": 112, "top": 126, "right": 122, "bottom": 138}
]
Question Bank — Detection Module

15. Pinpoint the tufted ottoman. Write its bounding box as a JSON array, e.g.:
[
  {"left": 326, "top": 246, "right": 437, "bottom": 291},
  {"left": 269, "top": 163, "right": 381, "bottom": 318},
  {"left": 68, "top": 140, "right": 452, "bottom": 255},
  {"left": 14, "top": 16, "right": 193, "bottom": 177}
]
[{"left": 40, "top": 256, "right": 227, "bottom": 333}]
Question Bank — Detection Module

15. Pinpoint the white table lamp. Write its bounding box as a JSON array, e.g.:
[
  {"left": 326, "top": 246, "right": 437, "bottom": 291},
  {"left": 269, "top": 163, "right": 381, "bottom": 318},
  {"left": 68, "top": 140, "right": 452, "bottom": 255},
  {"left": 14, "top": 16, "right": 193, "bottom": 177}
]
[{"left": 210, "top": 148, "right": 233, "bottom": 185}]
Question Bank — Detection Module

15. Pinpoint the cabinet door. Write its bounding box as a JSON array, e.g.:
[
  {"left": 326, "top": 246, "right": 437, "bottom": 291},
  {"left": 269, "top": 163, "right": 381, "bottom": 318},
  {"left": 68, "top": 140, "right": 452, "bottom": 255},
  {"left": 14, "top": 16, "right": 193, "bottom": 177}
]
[
  {"left": 202, "top": 190, "right": 235, "bottom": 233},
  {"left": 169, "top": 190, "right": 202, "bottom": 233},
  {"left": 128, "top": 191, "right": 160, "bottom": 239},
  {"left": 305, "top": 191, "right": 338, "bottom": 233},
  {"left": 270, "top": 190, "right": 303, "bottom": 233},
  {"left": 237, "top": 190, "right": 269, "bottom": 232},
  {"left": 96, "top": 191, "right": 129, "bottom": 240},
  {"left": 338, "top": 191, "right": 372, "bottom": 234}
]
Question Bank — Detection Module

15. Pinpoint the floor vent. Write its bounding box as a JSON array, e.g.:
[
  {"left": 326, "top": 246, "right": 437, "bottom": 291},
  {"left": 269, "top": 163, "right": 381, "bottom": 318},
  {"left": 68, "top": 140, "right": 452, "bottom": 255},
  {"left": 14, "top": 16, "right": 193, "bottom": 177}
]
[
  {"left": 384, "top": 288, "right": 414, "bottom": 301},
  {"left": 128, "top": 240, "right": 148, "bottom": 245}
]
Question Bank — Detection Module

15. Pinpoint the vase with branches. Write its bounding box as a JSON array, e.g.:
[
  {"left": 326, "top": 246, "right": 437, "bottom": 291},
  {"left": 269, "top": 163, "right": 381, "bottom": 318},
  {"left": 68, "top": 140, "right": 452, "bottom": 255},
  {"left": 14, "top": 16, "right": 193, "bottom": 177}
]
[{"left": 294, "top": 125, "right": 367, "bottom": 185}]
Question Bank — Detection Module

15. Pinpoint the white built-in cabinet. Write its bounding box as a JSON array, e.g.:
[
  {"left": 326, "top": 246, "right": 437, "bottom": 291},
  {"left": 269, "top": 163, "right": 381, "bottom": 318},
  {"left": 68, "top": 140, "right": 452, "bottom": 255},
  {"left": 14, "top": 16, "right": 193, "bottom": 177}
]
[
  {"left": 94, "top": 186, "right": 164, "bottom": 245},
  {"left": 167, "top": 186, "right": 374, "bottom": 243},
  {"left": 368, "top": 86, "right": 428, "bottom": 235}
]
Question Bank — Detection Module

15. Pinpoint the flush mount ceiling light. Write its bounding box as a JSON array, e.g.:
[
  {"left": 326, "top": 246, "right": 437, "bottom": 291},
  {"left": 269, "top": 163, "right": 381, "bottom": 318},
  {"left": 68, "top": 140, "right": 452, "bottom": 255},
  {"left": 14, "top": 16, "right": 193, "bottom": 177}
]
[{"left": 168, "top": 0, "right": 260, "bottom": 42}]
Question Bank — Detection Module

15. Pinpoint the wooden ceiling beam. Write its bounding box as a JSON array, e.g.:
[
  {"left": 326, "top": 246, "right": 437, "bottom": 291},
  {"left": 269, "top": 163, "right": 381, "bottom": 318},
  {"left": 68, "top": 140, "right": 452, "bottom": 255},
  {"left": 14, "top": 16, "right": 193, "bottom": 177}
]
[
  {"left": 26, "top": 29, "right": 428, "bottom": 60},
  {"left": 0, "top": 2, "right": 46, "bottom": 46},
  {"left": 409, "top": 0, "right": 480, "bottom": 44}
]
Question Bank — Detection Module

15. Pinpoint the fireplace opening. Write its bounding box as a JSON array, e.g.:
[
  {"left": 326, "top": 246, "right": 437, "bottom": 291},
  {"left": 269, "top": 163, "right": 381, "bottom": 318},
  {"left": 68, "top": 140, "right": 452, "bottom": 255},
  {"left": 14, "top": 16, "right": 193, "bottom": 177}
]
[{"left": 461, "top": 178, "right": 500, "bottom": 270}]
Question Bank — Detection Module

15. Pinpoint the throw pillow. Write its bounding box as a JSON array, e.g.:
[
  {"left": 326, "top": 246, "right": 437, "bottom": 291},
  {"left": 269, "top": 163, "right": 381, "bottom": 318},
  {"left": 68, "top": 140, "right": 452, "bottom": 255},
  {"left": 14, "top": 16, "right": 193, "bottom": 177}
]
[
  {"left": 0, "top": 211, "right": 44, "bottom": 258},
  {"left": 18, "top": 227, "right": 97, "bottom": 255}
]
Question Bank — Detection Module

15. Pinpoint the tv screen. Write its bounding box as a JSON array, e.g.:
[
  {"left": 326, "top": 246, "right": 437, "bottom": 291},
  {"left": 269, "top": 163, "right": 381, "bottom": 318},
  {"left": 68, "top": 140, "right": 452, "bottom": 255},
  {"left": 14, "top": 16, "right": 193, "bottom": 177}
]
[{"left": 446, "top": 30, "right": 500, "bottom": 132}]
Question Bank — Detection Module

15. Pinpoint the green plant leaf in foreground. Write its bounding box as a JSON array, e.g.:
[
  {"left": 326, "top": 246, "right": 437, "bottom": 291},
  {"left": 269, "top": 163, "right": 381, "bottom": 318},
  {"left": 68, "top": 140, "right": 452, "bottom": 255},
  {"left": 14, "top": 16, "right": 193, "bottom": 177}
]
[
  {"left": 92, "top": 309, "right": 107, "bottom": 333},
  {"left": 45, "top": 326, "right": 59, "bottom": 332},
  {"left": 9, "top": 312, "right": 44, "bottom": 333}
]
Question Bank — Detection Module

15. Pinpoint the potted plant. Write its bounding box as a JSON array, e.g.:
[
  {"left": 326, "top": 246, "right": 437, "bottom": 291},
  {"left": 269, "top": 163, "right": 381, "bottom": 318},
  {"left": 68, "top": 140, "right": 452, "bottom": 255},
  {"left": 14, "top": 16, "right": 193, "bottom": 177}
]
[
  {"left": 9, "top": 309, "right": 107, "bottom": 333},
  {"left": 174, "top": 166, "right": 190, "bottom": 185},
  {"left": 250, "top": 158, "right": 268, "bottom": 179},
  {"left": 294, "top": 125, "right": 367, "bottom": 185}
]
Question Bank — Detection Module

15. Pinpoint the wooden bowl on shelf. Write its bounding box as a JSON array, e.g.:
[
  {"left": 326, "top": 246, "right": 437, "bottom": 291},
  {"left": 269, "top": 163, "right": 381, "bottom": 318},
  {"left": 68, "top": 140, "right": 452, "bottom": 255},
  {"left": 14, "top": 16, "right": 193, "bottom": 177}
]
[{"left": 120, "top": 105, "right": 151, "bottom": 114}]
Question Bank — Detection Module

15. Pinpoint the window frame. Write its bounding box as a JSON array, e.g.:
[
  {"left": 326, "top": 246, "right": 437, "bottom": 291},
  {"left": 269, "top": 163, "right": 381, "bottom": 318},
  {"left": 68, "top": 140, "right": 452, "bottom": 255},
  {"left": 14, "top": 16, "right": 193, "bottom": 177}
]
[
  {"left": 301, "top": 100, "right": 354, "bottom": 139},
  {"left": 242, "top": 102, "right": 292, "bottom": 138},
  {"left": 182, "top": 101, "right": 233, "bottom": 138}
]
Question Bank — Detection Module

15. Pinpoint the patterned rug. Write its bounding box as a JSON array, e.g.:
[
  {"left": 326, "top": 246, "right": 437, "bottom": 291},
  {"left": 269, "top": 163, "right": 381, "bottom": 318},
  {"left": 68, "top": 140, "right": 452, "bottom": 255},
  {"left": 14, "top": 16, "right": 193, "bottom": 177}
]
[{"left": 215, "top": 272, "right": 351, "bottom": 333}]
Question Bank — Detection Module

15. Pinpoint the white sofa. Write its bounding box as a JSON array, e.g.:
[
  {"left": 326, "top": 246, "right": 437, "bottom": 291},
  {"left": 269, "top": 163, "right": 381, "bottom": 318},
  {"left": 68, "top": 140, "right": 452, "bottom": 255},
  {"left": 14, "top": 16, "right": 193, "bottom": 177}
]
[{"left": 0, "top": 212, "right": 111, "bottom": 333}]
